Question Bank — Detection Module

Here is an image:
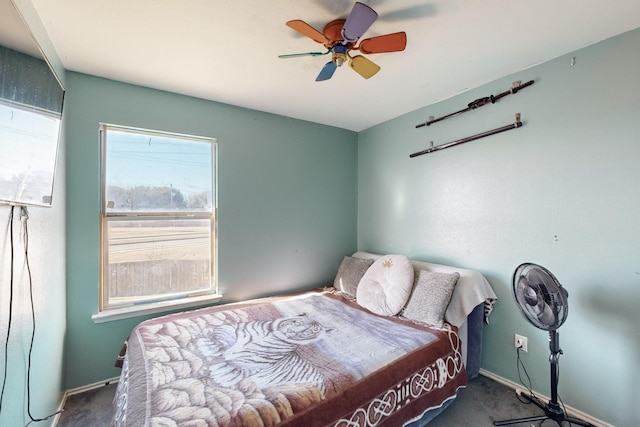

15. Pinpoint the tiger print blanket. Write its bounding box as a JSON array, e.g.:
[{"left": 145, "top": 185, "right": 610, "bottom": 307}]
[{"left": 113, "top": 290, "right": 467, "bottom": 427}]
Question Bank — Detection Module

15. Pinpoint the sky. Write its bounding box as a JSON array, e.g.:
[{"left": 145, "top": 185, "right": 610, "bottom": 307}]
[{"left": 105, "top": 127, "right": 214, "bottom": 196}]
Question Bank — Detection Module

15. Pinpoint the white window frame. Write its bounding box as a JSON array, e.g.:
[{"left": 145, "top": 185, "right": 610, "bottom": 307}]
[{"left": 93, "top": 124, "right": 220, "bottom": 323}]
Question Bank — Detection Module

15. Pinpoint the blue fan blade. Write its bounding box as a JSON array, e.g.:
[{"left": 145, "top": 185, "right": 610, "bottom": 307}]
[
  {"left": 316, "top": 61, "right": 337, "bottom": 81},
  {"left": 342, "top": 2, "right": 378, "bottom": 42}
]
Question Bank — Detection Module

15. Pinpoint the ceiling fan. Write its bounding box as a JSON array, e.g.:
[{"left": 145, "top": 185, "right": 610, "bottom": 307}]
[{"left": 279, "top": 2, "right": 407, "bottom": 81}]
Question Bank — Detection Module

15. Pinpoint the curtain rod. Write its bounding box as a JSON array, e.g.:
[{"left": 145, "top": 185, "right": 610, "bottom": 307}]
[
  {"left": 415, "top": 80, "right": 534, "bottom": 128},
  {"left": 410, "top": 114, "right": 522, "bottom": 158}
]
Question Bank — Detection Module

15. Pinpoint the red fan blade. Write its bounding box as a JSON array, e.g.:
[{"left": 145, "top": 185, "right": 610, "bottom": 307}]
[
  {"left": 357, "top": 32, "right": 407, "bottom": 54},
  {"left": 286, "top": 20, "right": 329, "bottom": 45}
]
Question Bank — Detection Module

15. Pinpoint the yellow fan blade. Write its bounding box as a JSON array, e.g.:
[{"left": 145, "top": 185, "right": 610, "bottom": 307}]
[{"left": 349, "top": 55, "right": 381, "bottom": 79}]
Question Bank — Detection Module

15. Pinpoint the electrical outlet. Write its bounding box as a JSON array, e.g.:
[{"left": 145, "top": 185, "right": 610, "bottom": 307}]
[{"left": 515, "top": 334, "right": 528, "bottom": 352}]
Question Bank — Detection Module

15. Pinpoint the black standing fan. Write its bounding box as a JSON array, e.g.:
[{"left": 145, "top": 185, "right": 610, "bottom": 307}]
[{"left": 493, "top": 263, "right": 594, "bottom": 427}]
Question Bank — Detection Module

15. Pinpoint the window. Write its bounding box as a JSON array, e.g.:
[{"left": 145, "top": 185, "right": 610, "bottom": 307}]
[{"left": 97, "top": 124, "right": 218, "bottom": 320}]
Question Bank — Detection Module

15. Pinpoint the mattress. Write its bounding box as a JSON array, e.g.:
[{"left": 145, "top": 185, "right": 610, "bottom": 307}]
[{"left": 113, "top": 289, "right": 468, "bottom": 426}]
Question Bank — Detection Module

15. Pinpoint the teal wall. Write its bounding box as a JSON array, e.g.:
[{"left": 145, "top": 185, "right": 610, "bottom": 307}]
[
  {"left": 0, "top": 4, "right": 67, "bottom": 424},
  {"left": 358, "top": 28, "right": 640, "bottom": 427},
  {"left": 63, "top": 72, "right": 358, "bottom": 389},
  {"left": 0, "top": 112, "right": 66, "bottom": 426}
]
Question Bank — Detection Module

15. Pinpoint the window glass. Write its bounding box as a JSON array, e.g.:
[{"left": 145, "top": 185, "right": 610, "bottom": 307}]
[
  {"left": 105, "top": 128, "right": 213, "bottom": 212},
  {"left": 100, "top": 124, "right": 217, "bottom": 314}
]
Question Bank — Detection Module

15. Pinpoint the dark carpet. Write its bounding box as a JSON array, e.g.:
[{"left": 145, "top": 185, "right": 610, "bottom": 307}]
[{"left": 55, "top": 374, "right": 553, "bottom": 427}]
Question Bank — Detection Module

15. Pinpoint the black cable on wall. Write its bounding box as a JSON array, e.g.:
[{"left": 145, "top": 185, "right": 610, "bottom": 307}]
[
  {"left": 0, "top": 206, "right": 16, "bottom": 415},
  {"left": 0, "top": 206, "right": 62, "bottom": 425}
]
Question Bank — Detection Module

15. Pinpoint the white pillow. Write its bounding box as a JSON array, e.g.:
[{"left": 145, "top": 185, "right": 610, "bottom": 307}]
[{"left": 356, "top": 254, "right": 414, "bottom": 316}]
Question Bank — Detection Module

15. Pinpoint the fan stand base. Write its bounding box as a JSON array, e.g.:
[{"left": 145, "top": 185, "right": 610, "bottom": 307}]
[{"left": 493, "top": 392, "right": 594, "bottom": 426}]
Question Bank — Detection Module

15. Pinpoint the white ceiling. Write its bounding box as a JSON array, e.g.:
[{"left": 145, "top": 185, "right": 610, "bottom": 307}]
[
  {"left": 4, "top": 0, "right": 640, "bottom": 131},
  {"left": 1, "top": 0, "right": 40, "bottom": 56}
]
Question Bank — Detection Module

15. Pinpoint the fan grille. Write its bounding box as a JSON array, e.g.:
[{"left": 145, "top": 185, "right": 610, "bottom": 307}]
[{"left": 512, "top": 263, "right": 568, "bottom": 331}]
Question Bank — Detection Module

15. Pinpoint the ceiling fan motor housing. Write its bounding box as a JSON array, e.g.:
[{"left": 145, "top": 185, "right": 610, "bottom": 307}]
[
  {"left": 332, "top": 44, "right": 348, "bottom": 66},
  {"left": 323, "top": 19, "right": 349, "bottom": 47}
]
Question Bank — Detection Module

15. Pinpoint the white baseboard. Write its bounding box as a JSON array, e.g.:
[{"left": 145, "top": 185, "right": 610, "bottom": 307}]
[
  {"left": 51, "top": 377, "right": 119, "bottom": 426},
  {"left": 479, "top": 369, "right": 613, "bottom": 427}
]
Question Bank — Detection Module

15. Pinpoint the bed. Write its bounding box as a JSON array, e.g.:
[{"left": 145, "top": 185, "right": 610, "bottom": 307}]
[{"left": 112, "top": 252, "right": 496, "bottom": 426}]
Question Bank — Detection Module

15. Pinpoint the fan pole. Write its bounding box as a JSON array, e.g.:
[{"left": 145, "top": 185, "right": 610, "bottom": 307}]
[
  {"left": 493, "top": 330, "right": 595, "bottom": 427},
  {"left": 547, "top": 330, "right": 565, "bottom": 418}
]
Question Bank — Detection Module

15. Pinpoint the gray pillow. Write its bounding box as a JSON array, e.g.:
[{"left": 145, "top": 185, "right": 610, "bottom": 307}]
[
  {"left": 333, "top": 256, "right": 374, "bottom": 297},
  {"left": 402, "top": 270, "right": 460, "bottom": 327}
]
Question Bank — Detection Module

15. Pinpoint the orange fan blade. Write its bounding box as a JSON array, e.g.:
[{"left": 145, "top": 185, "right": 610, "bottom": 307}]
[
  {"left": 286, "top": 20, "right": 329, "bottom": 45},
  {"left": 357, "top": 32, "right": 407, "bottom": 54}
]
